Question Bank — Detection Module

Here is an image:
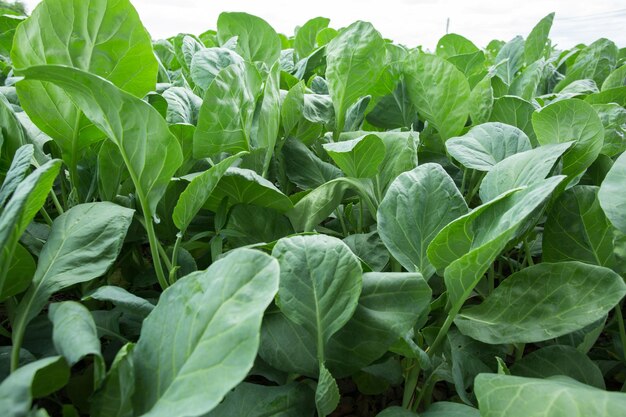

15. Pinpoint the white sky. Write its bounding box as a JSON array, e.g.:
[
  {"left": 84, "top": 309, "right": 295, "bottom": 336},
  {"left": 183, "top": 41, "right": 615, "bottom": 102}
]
[{"left": 22, "top": 0, "right": 626, "bottom": 49}]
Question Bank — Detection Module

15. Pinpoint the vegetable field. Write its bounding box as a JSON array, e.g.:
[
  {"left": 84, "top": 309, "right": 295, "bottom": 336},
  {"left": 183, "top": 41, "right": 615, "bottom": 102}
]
[{"left": 1, "top": 0, "right": 626, "bottom": 415}]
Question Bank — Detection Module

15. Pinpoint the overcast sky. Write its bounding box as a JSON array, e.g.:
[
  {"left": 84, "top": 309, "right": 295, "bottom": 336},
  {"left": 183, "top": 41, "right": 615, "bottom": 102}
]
[{"left": 22, "top": 0, "right": 626, "bottom": 50}]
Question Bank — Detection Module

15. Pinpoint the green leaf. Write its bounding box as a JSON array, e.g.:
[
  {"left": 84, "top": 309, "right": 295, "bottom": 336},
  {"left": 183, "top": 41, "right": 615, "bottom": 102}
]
[
  {"left": 404, "top": 53, "right": 470, "bottom": 140},
  {"left": 132, "top": 249, "right": 279, "bottom": 417},
  {"left": 594, "top": 103, "right": 626, "bottom": 157},
  {"left": 422, "top": 402, "right": 480, "bottom": 417},
  {"left": 326, "top": 21, "right": 386, "bottom": 132},
  {"left": 511, "top": 345, "right": 605, "bottom": 389},
  {"left": 446, "top": 123, "right": 531, "bottom": 172},
  {"left": 376, "top": 406, "right": 418, "bottom": 416},
  {"left": 378, "top": 164, "right": 467, "bottom": 277},
  {"left": 599, "top": 152, "right": 626, "bottom": 234},
  {"left": 20, "top": 65, "right": 183, "bottom": 218},
  {"left": 455, "top": 262, "right": 626, "bottom": 344},
  {"left": 83, "top": 286, "right": 154, "bottom": 318},
  {"left": 602, "top": 64, "right": 626, "bottom": 90},
  {"left": 343, "top": 232, "right": 389, "bottom": 272},
  {"left": 48, "top": 302, "right": 104, "bottom": 385},
  {"left": 251, "top": 62, "right": 281, "bottom": 174},
  {"left": 524, "top": 13, "right": 554, "bottom": 64},
  {"left": 217, "top": 12, "right": 281, "bottom": 65},
  {"left": 295, "top": 17, "right": 330, "bottom": 60},
  {"left": 489, "top": 96, "right": 536, "bottom": 144},
  {"left": 509, "top": 60, "right": 545, "bottom": 100},
  {"left": 225, "top": 204, "right": 294, "bottom": 247},
  {"left": 326, "top": 271, "right": 431, "bottom": 377},
  {"left": 436, "top": 34, "right": 479, "bottom": 58},
  {"left": 189, "top": 47, "right": 244, "bottom": 91},
  {"left": 90, "top": 343, "right": 134, "bottom": 417},
  {"left": 11, "top": 0, "right": 157, "bottom": 166},
  {"left": 544, "top": 186, "right": 620, "bottom": 269},
  {"left": 532, "top": 99, "right": 604, "bottom": 185},
  {"left": 479, "top": 142, "right": 573, "bottom": 202},
  {"left": 1, "top": 243, "right": 35, "bottom": 300},
  {"left": 555, "top": 39, "right": 618, "bottom": 92},
  {"left": 428, "top": 176, "right": 565, "bottom": 307},
  {"left": 475, "top": 374, "right": 626, "bottom": 417},
  {"left": 12, "top": 203, "right": 134, "bottom": 366},
  {"left": 0, "top": 159, "right": 61, "bottom": 297},
  {"left": 281, "top": 81, "right": 306, "bottom": 136},
  {"left": 469, "top": 75, "right": 494, "bottom": 125},
  {"left": 322, "top": 134, "right": 386, "bottom": 178},
  {"left": 494, "top": 36, "right": 525, "bottom": 84},
  {"left": 315, "top": 364, "right": 339, "bottom": 417},
  {"left": 202, "top": 167, "right": 293, "bottom": 213},
  {"left": 272, "top": 235, "right": 362, "bottom": 359},
  {"left": 162, "top": 87, "right": 202, "bottom": 125},
  {"left": 97, "top": 140, "right": 126, "bottom": 202},
  {"left": 0, "top": 144, "right": 33, "bottom": 209},
  {"left": 0, "top": 356, "right": 69, "bottom": 417},
  {"left": 282, "top": 138, "right": 343, "bottom": 190},
  {"left": 208, "top": 382, "right": 315, "bottom": 417},
  {"left": 0, "top": 14, "right": 23, "bottom": 56},
  {"left": 193, "top": 62, "right": 262, "bottom": 157},
  {"left": 173, "top": 153, "right": 243, "bottom": 232}
]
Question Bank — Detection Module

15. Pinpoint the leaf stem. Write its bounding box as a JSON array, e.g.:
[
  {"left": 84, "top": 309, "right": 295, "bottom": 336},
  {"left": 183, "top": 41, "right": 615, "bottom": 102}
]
[
  {"left": 169, "top": 232, "right": 183, "bottom": 284},
  {"left": 141, "top": 212, "right": 169, "bottom": 290}
]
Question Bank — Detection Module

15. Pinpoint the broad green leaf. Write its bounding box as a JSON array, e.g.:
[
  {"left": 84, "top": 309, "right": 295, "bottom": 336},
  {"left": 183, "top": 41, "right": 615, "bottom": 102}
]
[
  {"left": 11, "top": 0, "right": 157, "bottom": 166},
  {"left": 173, "top": 153, "right": 243, "bottom": 232},
  {"left": 162, "top": 87, "right": 202, "bottom": 125},
  {"left": 436, "top": 34, "right": 479, "bottom": 58},
  {"left": 132, "top": 249, "right": 279, "bottom": 417},
  {"left": 251, "top": 62, "right": 281, "bottom": 174},
  {"left": 1, "top": 243, "right": 35, "bottom": 300},
  {"left": 272, "top": 235, "right": 362, "bottom": 358},
  {"left": 326, "top": 21, "right": 386, "bottom": 132},
  {"left": 422, "top": 402, "right": 480, "bottom": 417},
  {"left": 404, "top": 53, "right": 470, "bottom": 140},
  {"left": 203, "top": 167, "right": 293, "bottom": 212},
  {"left": 479, "top": 142, "right": 573, "bottom": 202},
  {"left": 0, "top": 159, "right": 61, "bottom": 297},
  {"left": 217, "top": 12, "right": 281, "bottom": 65},
  {"left": 21, "top": 65, "right": 183, "bottom": 218},
  {"left": 455, "top": 262, "right": 626, "bottom": 344},
  {"left": 509, "top": 60, "right": 545, "bottom": 100},
  {"left": 0, "top": 94, "right": 28, "bottom": 165},
  {"left": 469, "top": 74, "right": 494, "bottom": 125},
  {"left": 48, "top": 302, "right": 104, "bottom": 384},
  {"left": 511, "top": 345, "right": 605, "bottom": 389},
  {"left": 97, "top": 140, "right": 126, "bottom": 202},
  {"left": 594, "top": 103, "right": 626, "bottom": 157},
  {"left": 532, "top": 98, "right": 603, "bottom": 184},
  {"left": 326, "top": 272, "right": 431, "bottom": 377},
  {"left": 294, "top": 17, "right": 330, "bottom": 60},
  {"left": 584, "top": 86, "right": 626, "bottom": 106},
  {"left": 343, "top": 232, "right": 389, "bottom": 272},
  {"left": 12, "top": 203, "right": 134, "bottom": 364},
  {"left": 446, "top": 123, "right": 531, "bottom": 171},
  {"left": 376, "top": 407, "right": 418, "bottom": 416},
  {"left": 489, "top": 96, "right": 536, "bottom": 144},
  {"left": 0, "top": 356, "right": 69, "bottom": 417},
  {"left": 0, "top": 144, "right": 33, "bottom": 208},
  {"left": 83, "top": 286, "right": 154, "bottom": 318},
  {"left": 378, "top": 164, "right": 468, "bottom": 277},
  {"left": 189, "top": 47, "right": 244, "bottom": 91},
  {"left": 193, "top": 62, "right": 262, "bottom": 157},
  {"left": 0, "top": 14, "right": 23, "bottom": 56},
  {"left": 340, "top": 130, "right": 420, "bottom": 191},
  {"left": 282, "top": 138, "right": 343, "bottom": 190},
  {"left": 366, "top": 81, "right": 418, "bottom": 129},
  {"left": 316, "top": 364, "right": 339, "bottom": 417},
  {"left": 225, "top": 204, "right": 294, "bottom": 248},
  {"left": 494, "top": 36, "right": 525, "bottom": 84},
  {"left": 524, "top": 13, "right": 554, "bottom": 64},
  {"left": 287, "top": 177, "right": 367, "bottom": 232},
  {"left": 91, "top": 344, "right": 134, "bottom": 417},
  {"left": 322, "top": 134, "right": 385, "bottom": 178},
  {"left": 544, "top": 186, "right": 620, "bottom": 268},
  {"left": 281, "top": 81, "right": 306, "bottom": 136},
  {"left": 602, "top": 64, "right": 626, "bottom": 90},
  {"left": 428, "top": 176, "right": 565, "bottom": 307},
  {"left": 475, "top": 374, "right": 626, "bottom": 417},
  {"left": 555, "top": 38, "right": 618, "bottom": 92},
  {"left": 599, "top": 152, "right": 626, "bottom": 234},
  {"left": 208, "top": 382, "right": 315, "bottom": 417}
]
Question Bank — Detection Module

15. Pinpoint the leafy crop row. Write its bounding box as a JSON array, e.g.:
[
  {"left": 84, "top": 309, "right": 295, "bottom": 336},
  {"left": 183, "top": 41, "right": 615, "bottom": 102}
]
[{"left": 1, "top": 1, "right": 626, "bottom": 416}]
